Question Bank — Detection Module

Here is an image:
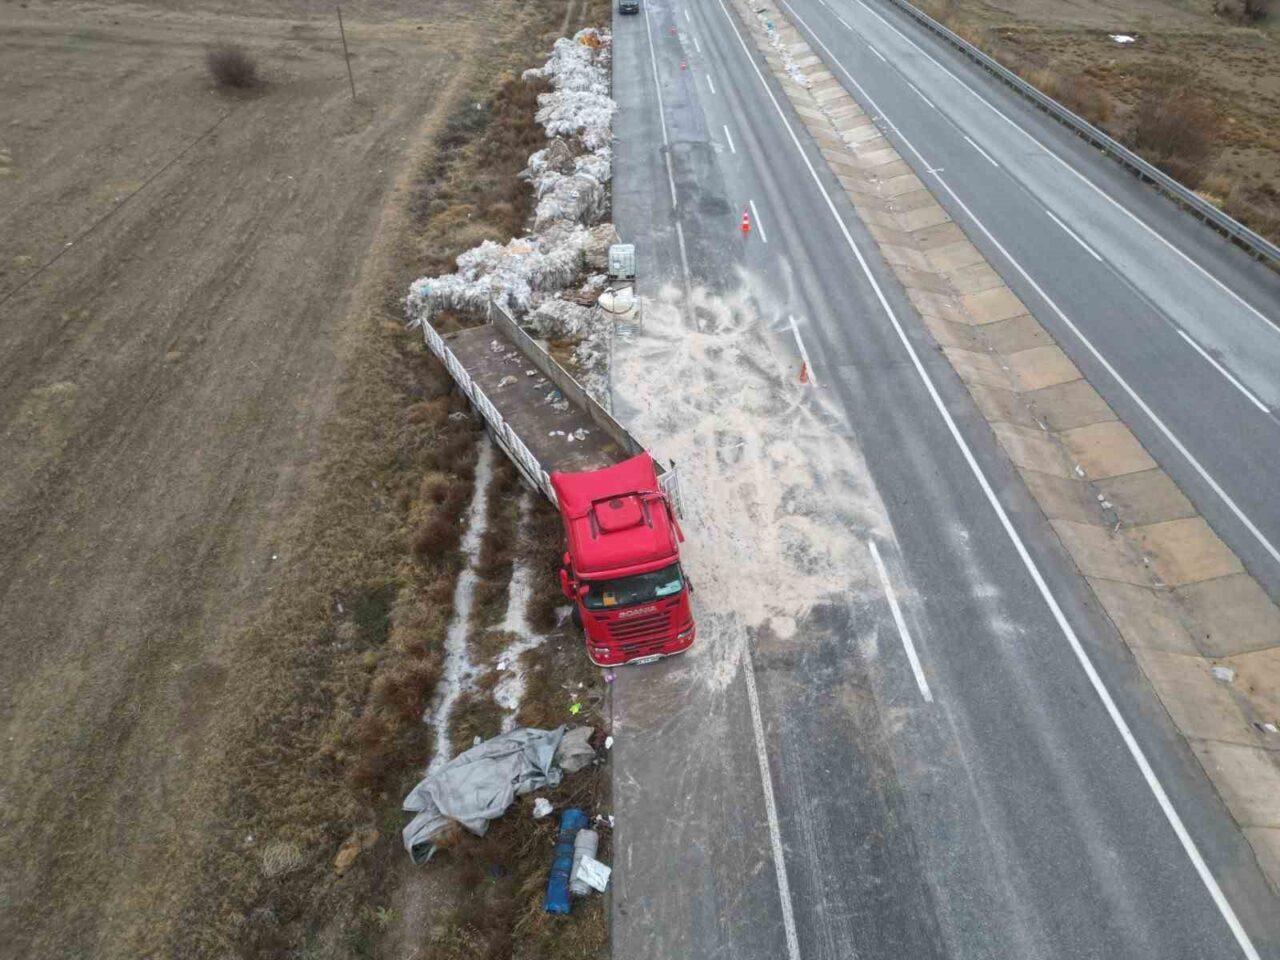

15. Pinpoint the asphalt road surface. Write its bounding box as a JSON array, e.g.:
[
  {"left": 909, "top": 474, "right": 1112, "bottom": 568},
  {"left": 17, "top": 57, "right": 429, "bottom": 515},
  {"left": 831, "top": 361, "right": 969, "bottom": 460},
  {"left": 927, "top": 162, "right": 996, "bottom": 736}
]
[
  {"left": 607, "top": 1, "right": 1280, "bottom": 959},
  {"left": 779, "top": 0, "right": 1280, "bottom": 600}
]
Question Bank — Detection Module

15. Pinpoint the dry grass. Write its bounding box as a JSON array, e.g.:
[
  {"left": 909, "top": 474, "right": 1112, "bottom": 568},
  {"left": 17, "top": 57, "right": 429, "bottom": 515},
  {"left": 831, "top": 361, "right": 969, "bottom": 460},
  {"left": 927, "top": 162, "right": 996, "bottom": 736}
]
[
  {"left": 1131, "top": 71, "right": 1221, "bottom": 187},
  {"left": 412, "top": 73, "right": 555, "bottom": 276},
  {"left": 139, "top": 9, "right": 606, "bottom": 954},
  {"left": 919, "top": 0, "right": 1280, "bottom": 243},
  {"left": 206, "top": 43, "right": 259, "bottom": 89},
  {"left": 1024, "top": 67, "right": 1114, "bottom": 126}
]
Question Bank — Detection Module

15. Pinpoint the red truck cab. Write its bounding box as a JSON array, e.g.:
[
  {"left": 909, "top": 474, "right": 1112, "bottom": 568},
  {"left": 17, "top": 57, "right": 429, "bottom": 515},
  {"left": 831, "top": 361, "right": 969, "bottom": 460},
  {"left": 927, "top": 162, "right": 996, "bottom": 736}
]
[{"left": 551, "top": 453, "right": 695, "bottom": 666}]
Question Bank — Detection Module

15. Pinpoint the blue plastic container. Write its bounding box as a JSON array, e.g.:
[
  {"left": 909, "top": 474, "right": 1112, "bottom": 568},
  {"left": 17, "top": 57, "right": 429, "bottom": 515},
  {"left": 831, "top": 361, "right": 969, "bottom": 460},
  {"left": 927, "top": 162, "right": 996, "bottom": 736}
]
[{"left": 544, "top": 807, "right": 588, "bottom": 914}]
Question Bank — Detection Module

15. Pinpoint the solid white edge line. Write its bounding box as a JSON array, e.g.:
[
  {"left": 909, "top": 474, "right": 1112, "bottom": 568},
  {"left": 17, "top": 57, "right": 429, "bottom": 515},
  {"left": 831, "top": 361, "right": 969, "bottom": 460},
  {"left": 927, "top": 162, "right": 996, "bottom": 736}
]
[
  {"left": 641, "top": 1, "right": 670, "bottom": 149},
  {"left": 707, "top": 71, "right": 717, "bottom": 94},
  {"left": 743, "top": 647, "right": 804, "bottom": 960},
  {"left": 750, "top": 198, "right": 769, "bottom": 243},
  {"left": 850, "top": 0, "right": 1276, "bottom": 332},
  {"left": 1044, "top": 207, "right": 1102, "bottom": 261},
  {"left": 788, "top": 314, "right": 817, "bottom": 385},
  {"left": 868, "top": 44, "right": 887, "bottom": 62},
  {"left": 724, "top": 123, "right": 737, "bottom": 153},
  {"left": 869, "top": 540, "right": 933, "bottom": 702},
  {"left": 1177, "top": 329, "right": 1270, "bottom": 415},
  {"left": 714, "top": 1, "right": 1263, "bottom": 955},
  {"left": 782, "top": 0, "right": 1280, "bottom": 573},
  {"left": 963, "top": 133, "right": 999, "bottom": 168},
  {"left": 906, "top": 80, "right": 935, "bottom": 109}
]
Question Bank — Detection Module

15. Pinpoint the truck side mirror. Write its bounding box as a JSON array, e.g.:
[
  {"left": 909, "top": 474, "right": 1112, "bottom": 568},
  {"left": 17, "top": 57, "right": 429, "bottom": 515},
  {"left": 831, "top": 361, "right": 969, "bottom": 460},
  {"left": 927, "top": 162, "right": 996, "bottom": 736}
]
[
  {"left": 577, "top": 584, "right": 590, "bottom": 599},
  {"left": 558, "top": 568, "right": 573, "bottom": 599},
  {"left": 562, "top": 552, "right": 572, "bottom": 569}
]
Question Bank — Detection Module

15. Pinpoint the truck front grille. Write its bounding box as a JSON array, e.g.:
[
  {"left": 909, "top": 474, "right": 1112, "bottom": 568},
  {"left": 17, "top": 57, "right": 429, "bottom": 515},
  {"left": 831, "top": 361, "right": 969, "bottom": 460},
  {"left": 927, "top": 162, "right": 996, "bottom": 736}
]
[{"left": 605, "top": 610, "right": 670, "bottom": 642}]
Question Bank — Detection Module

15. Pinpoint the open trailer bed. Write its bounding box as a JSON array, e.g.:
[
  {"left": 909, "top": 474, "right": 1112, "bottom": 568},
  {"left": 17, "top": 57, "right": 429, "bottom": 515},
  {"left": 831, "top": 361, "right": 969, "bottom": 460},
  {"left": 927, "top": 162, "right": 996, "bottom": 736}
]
[{"left": 419, "top": 302, "right": 681, "bottom": 511}]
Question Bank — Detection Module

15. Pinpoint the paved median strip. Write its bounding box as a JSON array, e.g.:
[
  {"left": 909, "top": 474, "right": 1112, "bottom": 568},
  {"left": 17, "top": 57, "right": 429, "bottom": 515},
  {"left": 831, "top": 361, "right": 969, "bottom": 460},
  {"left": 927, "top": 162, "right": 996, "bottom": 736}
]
[{"left": 732, "top": 0, "right": 1280, "bottom": 899}]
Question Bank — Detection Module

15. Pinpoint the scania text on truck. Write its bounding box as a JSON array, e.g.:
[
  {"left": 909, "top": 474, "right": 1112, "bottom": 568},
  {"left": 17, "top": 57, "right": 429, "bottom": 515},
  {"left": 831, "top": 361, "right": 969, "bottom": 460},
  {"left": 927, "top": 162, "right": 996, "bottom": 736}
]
[{"left": 552, "top": 453, "right": 695, "bottom": 666}]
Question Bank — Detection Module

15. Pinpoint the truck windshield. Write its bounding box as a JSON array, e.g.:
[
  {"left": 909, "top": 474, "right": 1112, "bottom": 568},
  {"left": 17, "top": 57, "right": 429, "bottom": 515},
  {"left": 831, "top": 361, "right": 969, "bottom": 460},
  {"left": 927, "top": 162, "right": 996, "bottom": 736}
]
[{"left": 582, "top": 563, "right": 683, "bottom": 611}]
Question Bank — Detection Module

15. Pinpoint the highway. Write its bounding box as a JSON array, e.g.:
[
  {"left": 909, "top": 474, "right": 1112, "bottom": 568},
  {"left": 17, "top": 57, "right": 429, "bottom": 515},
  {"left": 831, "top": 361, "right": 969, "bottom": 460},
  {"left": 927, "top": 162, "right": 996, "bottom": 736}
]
[
  {"left": 777, "top": 0, "right": 1280, "bottom": 598},
  {"left": 606, "top": 1, "right": 1280, "bottom": 959}
]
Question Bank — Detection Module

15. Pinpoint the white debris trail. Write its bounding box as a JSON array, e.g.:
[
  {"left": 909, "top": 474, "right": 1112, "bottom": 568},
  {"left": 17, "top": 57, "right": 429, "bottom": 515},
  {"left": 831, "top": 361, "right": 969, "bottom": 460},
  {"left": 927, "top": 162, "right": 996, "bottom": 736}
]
[{"left": 425, "top": 439, "right": 496, "bottom": 774}]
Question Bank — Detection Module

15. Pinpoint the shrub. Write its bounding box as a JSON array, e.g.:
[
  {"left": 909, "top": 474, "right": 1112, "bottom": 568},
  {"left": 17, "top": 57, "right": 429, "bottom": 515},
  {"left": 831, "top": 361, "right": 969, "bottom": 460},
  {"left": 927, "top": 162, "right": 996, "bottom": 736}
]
[
  {"left": 1131, "top": 75, "right": 1220, "bottom": 188},
  {"left": 206, "top": 44, "right": 259, "bottom": 89}
]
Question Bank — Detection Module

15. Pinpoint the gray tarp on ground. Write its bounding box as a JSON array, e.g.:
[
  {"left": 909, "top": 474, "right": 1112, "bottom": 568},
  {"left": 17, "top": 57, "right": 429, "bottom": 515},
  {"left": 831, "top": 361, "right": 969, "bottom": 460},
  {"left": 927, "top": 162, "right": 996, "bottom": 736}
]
[{"left": 402, "top": 726, "right": 566, "bottom": 862}]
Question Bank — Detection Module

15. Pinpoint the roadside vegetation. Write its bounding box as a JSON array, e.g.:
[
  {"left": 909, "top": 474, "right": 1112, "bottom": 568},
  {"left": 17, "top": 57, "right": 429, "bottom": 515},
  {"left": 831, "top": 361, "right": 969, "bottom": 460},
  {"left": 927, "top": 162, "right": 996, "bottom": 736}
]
[
  {"left": 206, "top": 43, "right": 259, "bottom": 89},
  {"left": 917, "top": 0, "right": 1280, "bottom": 244},
  {"left": 165, "top": 2, "right": 612, "bottom": 958}
]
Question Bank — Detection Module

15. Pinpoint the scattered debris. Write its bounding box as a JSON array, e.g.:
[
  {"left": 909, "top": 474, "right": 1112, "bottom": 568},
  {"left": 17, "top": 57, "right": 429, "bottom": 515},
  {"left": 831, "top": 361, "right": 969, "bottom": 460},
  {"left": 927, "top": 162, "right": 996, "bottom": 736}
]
[
  {"left": 554, "top": 725, "right": 596, "bottom": 773},
  {"left": 533, "top": 797, "right": 554, "bottom": 819},
  {"left": 408, "top": 29, "right": 616, "bottom": 328},
  {"left": 1109, "top": 34, "right": 1137, "bottom": 44},
  {"left": 545, "top": 808, "right": 589, "bottom": 914},
  {"left": 402, "top": 725, "right": 569, "bottom": 863},
  {"left": 758, "top": 12, "right": 811, "bottom": 89},
  {"left": 333, "top": 829, "right": 379, "bottom": 876},
  {"left": 1211, "top": 665, "right": 1235, "bottom": 683},
  {"left": 570, "top": 827, "right": 600, "bottom": 896},
  {"left": 574, "top": 855, "right": 612, "bottom": 893}
]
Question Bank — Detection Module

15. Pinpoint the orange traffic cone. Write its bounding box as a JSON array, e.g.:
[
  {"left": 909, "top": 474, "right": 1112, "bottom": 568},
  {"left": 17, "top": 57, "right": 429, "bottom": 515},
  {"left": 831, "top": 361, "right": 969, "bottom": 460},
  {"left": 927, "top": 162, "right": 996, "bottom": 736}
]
[
  {"left": 799, "top": 362, "right": 809, "bottom": 384},
  {"left": 741, "top": 208, "right": 751, "bottom": 235}
]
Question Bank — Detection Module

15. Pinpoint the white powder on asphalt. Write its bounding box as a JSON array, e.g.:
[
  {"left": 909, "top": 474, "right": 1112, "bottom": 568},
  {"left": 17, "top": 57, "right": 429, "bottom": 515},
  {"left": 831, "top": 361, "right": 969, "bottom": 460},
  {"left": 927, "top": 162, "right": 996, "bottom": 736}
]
[{"left": 611, "top": 279, "right": 892, "bottom": 689}]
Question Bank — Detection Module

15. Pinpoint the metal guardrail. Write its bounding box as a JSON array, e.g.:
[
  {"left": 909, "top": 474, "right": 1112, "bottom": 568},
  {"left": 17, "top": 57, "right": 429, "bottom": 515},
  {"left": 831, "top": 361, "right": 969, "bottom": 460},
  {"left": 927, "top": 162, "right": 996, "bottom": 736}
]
[{"left": 882, "top": 0, "right": 1280, "bottom": 266}]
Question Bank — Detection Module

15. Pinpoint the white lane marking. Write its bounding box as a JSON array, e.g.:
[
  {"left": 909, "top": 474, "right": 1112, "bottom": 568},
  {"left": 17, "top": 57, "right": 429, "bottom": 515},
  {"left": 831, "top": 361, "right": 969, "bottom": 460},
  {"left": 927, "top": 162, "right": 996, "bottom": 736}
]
[
  {"left": 694, "top": 35, "right": 702, "bottom": 53},
  {"left": 644, "top": 0, "right": 689, "bottom": 295},
  {"left": 750, "top": 198, "right": 769, "bottom": 243},
  {"left": 906, "top": 80, "right": 936, "bottom": 110},
  {"left": 724, "top": 123, "right": 736, "bottom": 154},
  {"left": 743, "top": 647, "right": 803, "bottom": 960},
  {"left": 675, "top": 220, "right": 692, "bottom": 291},
  {"left": 837, "top": 14, "right": 851, "bottom": 29},
  {"left": 869, "top": 540, "right": 933, "bottom": 702},
  {"left": 788, "top": 314, "right": 817, "bottom": 386},
  {"left": 707, "top": 72, "right": 717, "bottom": 94},
  {"left": 850, "top": 0, "right": 1276, "bottom": 332},
  {"left": 783, "top": 0, "right": 1280, "bottom": 575},
  {"left": 1044, "top": 208, "right": 1101, "bottom": 261},
  {"left": 868, "top": 44, "right": 887, "bottom": 62},
  {"left": 963, "top": 134, "right": 1000, "bottom": 168},
  {"left": 1177, "top": 329, "right": 1270, "bottom": 414},
  {"left": 717, "top": 2, "right": 1264, "bottom": 955},
  {"left": 684, "top": 7, "right": 690, "bottom": 21}
]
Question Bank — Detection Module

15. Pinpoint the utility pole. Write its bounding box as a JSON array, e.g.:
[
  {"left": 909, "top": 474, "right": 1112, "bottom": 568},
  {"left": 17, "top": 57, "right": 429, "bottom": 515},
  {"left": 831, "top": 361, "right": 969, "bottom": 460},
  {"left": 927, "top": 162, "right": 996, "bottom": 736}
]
[{"left": 336, "top": 5, "right": 356, "bottom": 102}]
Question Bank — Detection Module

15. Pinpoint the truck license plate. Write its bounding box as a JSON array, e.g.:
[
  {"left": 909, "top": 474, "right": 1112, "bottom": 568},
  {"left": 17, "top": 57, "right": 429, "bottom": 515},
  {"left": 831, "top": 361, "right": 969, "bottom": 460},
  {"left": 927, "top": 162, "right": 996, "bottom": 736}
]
[{"left": 629, "top": 654, "right": 662, "bottom": 666}]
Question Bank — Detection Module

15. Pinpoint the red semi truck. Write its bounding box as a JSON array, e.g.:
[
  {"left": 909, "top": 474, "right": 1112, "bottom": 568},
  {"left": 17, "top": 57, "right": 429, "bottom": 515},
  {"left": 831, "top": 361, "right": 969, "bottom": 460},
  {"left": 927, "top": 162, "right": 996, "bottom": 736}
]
[
  {"left": 552, "top": 453, "right": 695, "bottom": 666},
  {"left": 418, "top": 295, "right": 695, "bottom": 667}
]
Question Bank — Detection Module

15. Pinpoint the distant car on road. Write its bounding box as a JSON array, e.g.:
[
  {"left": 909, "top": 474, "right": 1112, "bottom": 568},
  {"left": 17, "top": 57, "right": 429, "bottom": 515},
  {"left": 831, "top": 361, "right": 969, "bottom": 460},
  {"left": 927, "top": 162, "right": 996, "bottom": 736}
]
[{"left": 620, "top": 0, "right": 639, "bottom": 13}]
